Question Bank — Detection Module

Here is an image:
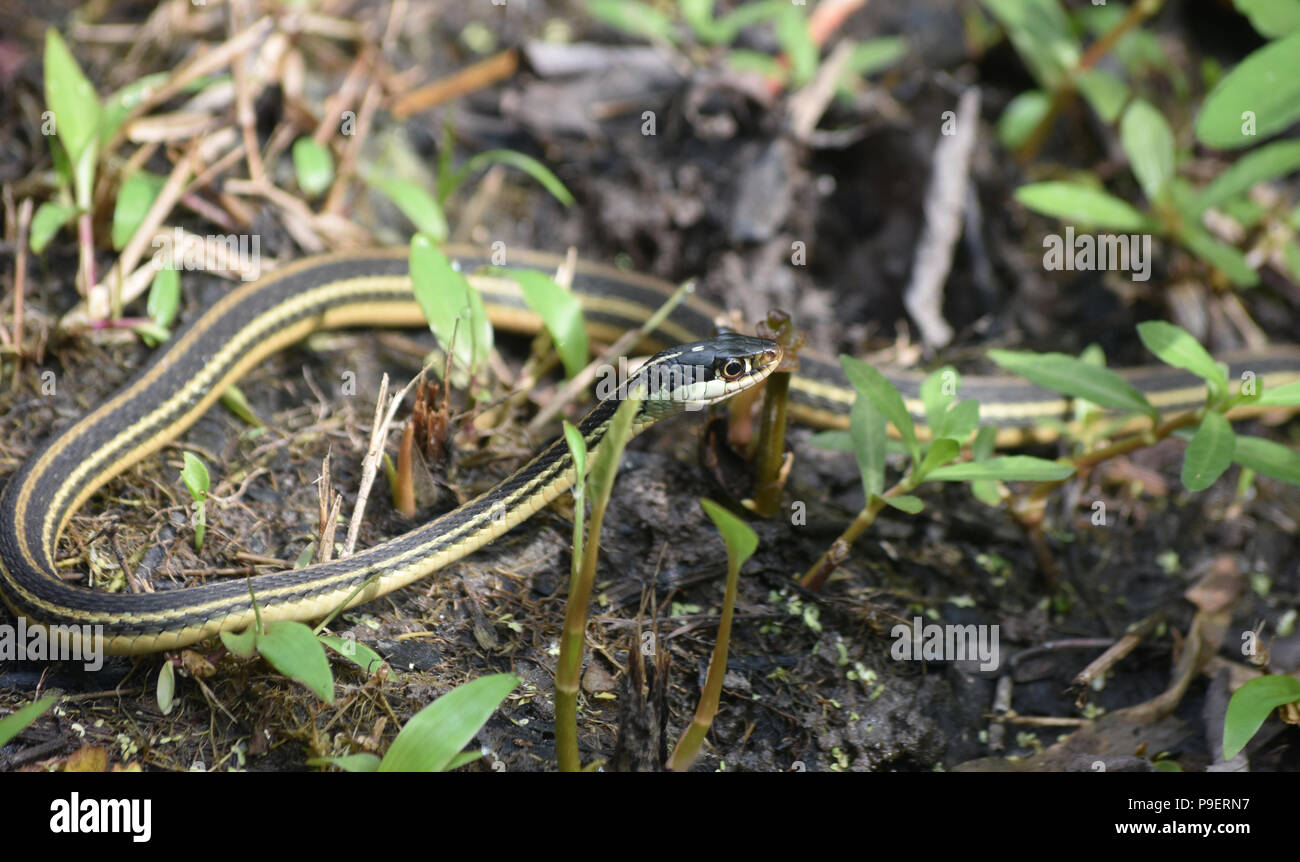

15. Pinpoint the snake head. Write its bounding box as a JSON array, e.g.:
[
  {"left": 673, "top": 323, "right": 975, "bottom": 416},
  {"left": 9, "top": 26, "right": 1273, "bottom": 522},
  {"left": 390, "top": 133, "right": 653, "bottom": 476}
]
[{"left": 634, "top": 333, "right": 783, "bottom": 414}]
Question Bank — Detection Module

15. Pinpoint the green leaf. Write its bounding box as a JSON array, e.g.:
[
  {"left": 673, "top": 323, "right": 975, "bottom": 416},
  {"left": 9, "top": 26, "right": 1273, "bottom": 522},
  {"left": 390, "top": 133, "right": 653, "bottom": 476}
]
[
  {"left": 920, "top": 367, "right": 957, "bottom": 438},
  {"left": 1197, "top": 140, "right": 1300, "bottom": 211},
  {"left": 221, "top": 627, "right": 258, "bottom": 658},
  {"left": 111, "top": 171, "right": 165, "bottom": 250},
  {"left": 292, "top": 138, "right": 334, "bottom": 197},
  {"left": 1232, "top": 435, "right": 1300, "bottom": 484},
  {"left": 849, "top": 395, "right": 887, "bottom": 501},
  {"left": 180, "top": 452, "right": 210, "bottom": 498},
  {"left": 29, "top": 201, "right": 77, "bottom": 254},
  {"left": 318, "top": 635, "right": 392, "bottom": 677},
  {"left": 586, "top": 394, "right": 640, "bottom": 505},
  {"left": 726, "top": 50, "right": 784, "bottom": 78},
  {"left": 775, "top": 6, "right": 818, "bottom": 86},
  {"left": 846, "top": 37, "right": 908, "bottom": 77},
  {"left": 1233, "top": 0, "right": 1300, "bottom": 38},
  {"left": 840, "top": 355, "right": 921, "bottom": 468},
  {"left": 699, "top": 499, "right": 759, "bottom": 571},
  {"left": 146, "top": 266, "right": 180, "bottom": 330},
  {"left": 367, "top": 173, "right": 447, "bottom": 241},
  {"left": 988, "top": 349, "right": 1157, "bottom": 421},
  {"left": 1223, "top": 674, "right": 1300, "bottom": 760},
  {"left": 925, "top": 456, "right": 1075, "bottom": 482},
  {"left": 220, "top": 384, "right": 262, "bottom": 427},
  {"left": 941, "top": 400, "right": 981, "bottom": 441},
  {"left": 1137, "top": 321, "right": 1228, "bottom": 397},
  {"left": 883, "top": 494, "right": 924, "bottom": 514},
  {"left": 972, "top": 425, "right": 999, "bottom": 461},
  {"left": 1014, "top": 182, "right": 1154, "bottom": 231},
  {"left": 1181, "top": 411, "right": 1236, "bottom": 492},
  {"left": 916, "top": 438, "right": 961, "bottom": 480},
  {"left": 157, "top": 660, "right": 175, "bottom": 716},
  {"left": 562, "top": 420, "right": 589, "bottom": 491},
  {"left": 1178, "top": 223, "right": 1260, "bottom": 286},
  {"left": 445, "top": 750, "right": 485, "bottom": 770},
  {"left": 0, "top": 696, "right": 58, "bottom": 748},
  {"left": 1256, "top": 380, "right": 1300, "bottom": 406},
  {"left": 409, "top": 235, "right": 493, "bottom": 376},
  {"left": 981, "top": 0, "right": 1080, "bottom": 89},
  {"left": 309, "top": 753, "right": 382, "bottom": 772},
  {"left": 997, "top": 90, "right": 1051, "bottom": 149},
  {"left": 257, "top": 620, "right": 335, "bottom": 703},
  {"left": 44, "top": 29, "right": 101, "bottom": 164},
  {"left": 379, "top": 673, "right": 518, "bottom": 772},
  {"left": 507, "top": 269, "right": 589, "bottom": 378},
  {"left": 1076, "top": 68, "right": 1129, "bottom": 124},
  {"left": 1196, "top": 28, "right": 1300, "bottom": 149},
  {"left": 1120, "top": 100, "right": 1176, "bottom": 203},
  {"left": 446, "top": 150, "right": 574, "bottom": 207},
  {"left": 808, "top": 429, "right": 854, "bottom": 451},
  {"left": 584, "top": 0, "right": 677, "bottom": 43}
]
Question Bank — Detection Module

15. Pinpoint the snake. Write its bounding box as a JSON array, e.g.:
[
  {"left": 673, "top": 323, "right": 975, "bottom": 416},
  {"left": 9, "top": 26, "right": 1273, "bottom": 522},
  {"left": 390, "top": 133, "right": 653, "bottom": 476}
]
[{"left": 2, "top": 244, "right": 1298, "bottom": 655}]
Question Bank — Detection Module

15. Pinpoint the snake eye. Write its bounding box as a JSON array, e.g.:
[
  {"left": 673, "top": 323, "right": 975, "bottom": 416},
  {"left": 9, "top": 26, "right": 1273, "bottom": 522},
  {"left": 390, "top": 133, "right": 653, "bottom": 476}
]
[{"left": 722, "top": 359, "right": 746, "bottom": 379}]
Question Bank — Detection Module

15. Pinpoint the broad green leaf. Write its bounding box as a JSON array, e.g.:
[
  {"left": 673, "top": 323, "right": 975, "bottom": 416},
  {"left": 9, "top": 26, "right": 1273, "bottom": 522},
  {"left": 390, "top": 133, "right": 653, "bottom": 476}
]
[
  {"left": 44, "top": 29, "right": 101, "bottom": 163},
  {"left": 1015, "top": 182, "right": 1154, "bottom": 231},
  {"left": 916, "top": 438, "right": 961, "bottom": 480},
  {"left": 849, "top": 395, "right": 887, "bottom": 501},
  {"left": 180, "top": 452, "right": 210, "bottom": 497},
  {"left": 220, "top": 627, "right": 257, "bottom": 658},
  {"left": 941, "top": 400, "right": 981, "bottom": 442},
  {"left": 699, "top": 498, "right": 759, "bottom": 571},
  {"left": 112, "top": 171, "right": 165, "bottom": 250},
  {"left": 379, "top": 673, "right": 518, "bottom": 771},
  {"left": 584, "top": 0, "right": 677, "bottom": 43},
  {"left": 446, "top": 150, "right": 574, "bottom": 207},
  {"left": 368, "top": 174, "right": 447, "bottom": 241},
  {"left": 409, "top": 235, "right": 493, "bottom": 375},
  {"left": 1232, "top": 435, "right": 1300, "bottom": 484},
  {"left": 1120, "top": 100, "right": 1176, "bottom": 203},
  {"left": 989, "top": 349, "right": 1157, "bottom": 420},
  {"left": 1076, "top": 68, "right": 1129, "bottom": 124},
  {"left": 1137, "top": 321, "right": 1228, "bottom": 396},
  {"left": 925, "top": 456, "right": 1075, "bottom": 482},
  {"left": 1196, "top": 28, "right": 1300, "bottom": 149},
  {"left": 445, "top": 750, "right": 484, "bottom": 770},
  {"left": 257, "top": 620, "right": 335, "bottom": 703},
  {"left": 884, "top": 495, "right": 924, "bottom": 514},
  {"left": 318, "top": 635, "right": 392, "bottom": 677},
  {"left": 157, "top": 660, "right": 175, "bottom": 716},
  {"left": 1256, "top": 380, "right": 1300, "bottom": 406},
  {"left": 997, "top": 90, "right": 1050, "bottom": 149},
  {"left": 1197, "top": 140, "right": 1300, "bottom": 210},
  {"left": 1223, "top": 674, "right": 1300, "bottom": 759},
  {"left": 840, "top": 355, "right": 921, "bottom": 468},
  {"left": 146, "top": 266, "right": 180, "bottom": 330},
  {"left": 292, "top": 138, "right": 334, "bottom": 197},
  {"left": 310, "top": 753, "right": 382, "bottom": 772},
  {"left": 920, "top": 367, "right": 957, "bottom": 438},
  {"left": 1179, "top": 223, "right": 1259, "bottom": 286},
  {"left": 1181, "top": 411, "right": 1236, "bottom": 491},
  {"left": 1234, "top": 0, "right": 1300, "bottom": 38},
  {"left": 29, "top": 201, "right": 76, "bottom": 254},
  {"left": 0, "top": 696, "right": 58, "bottom": 748},
  {"left": 507, "top": 269, "right": 589, "bottom": 378}
]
